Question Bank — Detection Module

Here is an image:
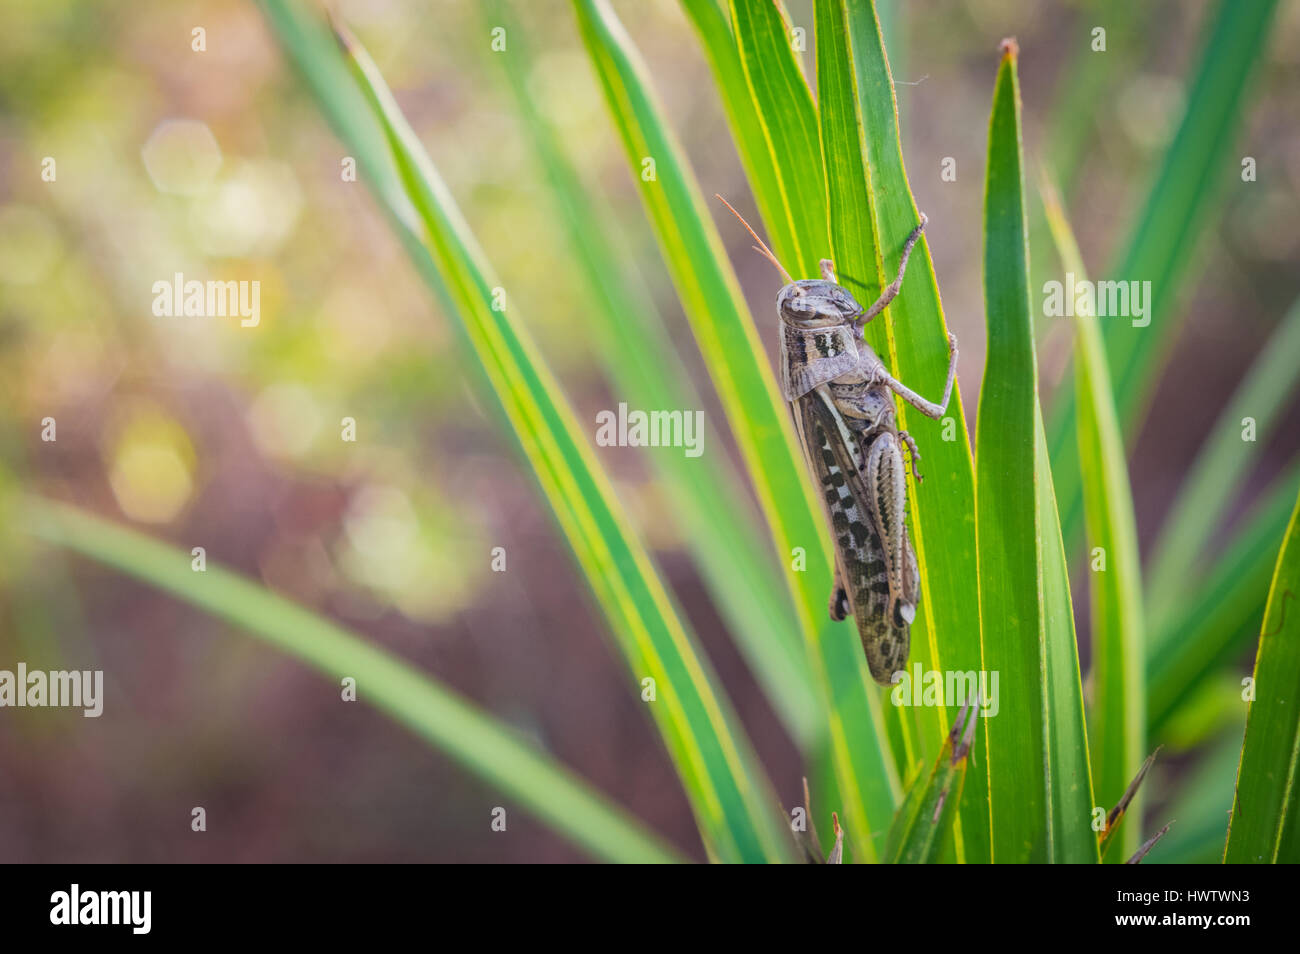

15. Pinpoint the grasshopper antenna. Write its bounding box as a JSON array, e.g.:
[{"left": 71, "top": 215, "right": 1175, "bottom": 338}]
[{"left": 715, "top": 194, "right": 796, "bottom": 286}]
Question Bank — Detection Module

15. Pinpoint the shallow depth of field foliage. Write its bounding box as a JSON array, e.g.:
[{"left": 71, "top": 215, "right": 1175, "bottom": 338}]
[{"left": 2, "top": 0, "right": 1298, "bottom": 863}]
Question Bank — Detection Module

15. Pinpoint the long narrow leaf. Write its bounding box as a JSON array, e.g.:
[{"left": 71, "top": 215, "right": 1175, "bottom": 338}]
[
  {"left": 294, "top": 6, "right": 792, "bottom": 862},
  {"left": 482, "top": 0, "right": 818, "bottom": 747},
  {"left": 815, "top": 0, "right": 935, "bottom": 785},
  {"left": 1048, "top": 0, "right": 1280, "bottom": 547},
  {"left": 257, "top": 0, "right": 493, "bottom": 408},
  {"left": 1152, "top": 729, "right": 1241, "bottom": 864},
  {"left": 1149, "top": 463, "right": 1300, "bottom": 735},
  {"left": 844, "top": 0, "right": 987, "bottom": 861},
  {"left": 20, "top": 499, "right": 684, "bottom": 865},
  {"left": 1225, "top": 487, "right": 1300, "bottom": 862},
  {"left": 677, "top": 0, "right": 802, "bottom": 275},
  {"left": 818, "top": 0, "right": 972, "bottom": 839},
  {"left": 1036, "top": 407, "right": 1099, "bottom": 863},
  {"left": 1041, "top": 180, "right": 1145, "bottom": 861},
  {"left": 680, "top": 0, "right": 860, "bottom": 827},
  {"left": 685, "top": 0, "right": 911, "bottom": 851},
  {"left": 977, "top": 41, "right": 1096, "bottom": 863},
  {"left": 1146, "top": 298, "right": 1300, "bottom": 629},
  {"left": 885, "top": 702, "right": 978, "bottom": 864},
  {"left": 728, "top": 0, "right": 828, "bottom": 278},
  {"left": 573, "top": 0, "right": 897, "bottom": 861}
]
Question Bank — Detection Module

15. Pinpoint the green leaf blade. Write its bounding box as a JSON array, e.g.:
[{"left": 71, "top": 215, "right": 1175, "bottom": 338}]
[
  {"left": 1146, "top": 298, "right": 1300, "bottom": 630},
  {"left": 268, "top": 2, "right": 793, "bottom": 863},
  {"left": 885, "top": 707, "right": 976, "bottom": 864},
  {"left": 1149, "top": 464, "right": 1300, "bottom": 735},
  {"left": 679, "top": 0, "right": 793, "bottom": 268},
  {"left": 842, "top": 0, "right": 987, "bottom": 862},
  {"left": 977, "top": 43, "right": 1096, "bottom": 863},
  {"left": 22, "top": 500, "right": 685, "bottom": 865},
  {"left": 1041, "top": 183, "right": 1146, "bottom": 861},
  {"left": 729, "top": 0, "right": 828, "bottom": 278},
  {"left": 1049, "top": 0, "right": 1281, "bottom": 548},
  {"left": 575, "top": 0, "right": 899, "bottom": 861},
  {"left": 483, "top": 0, "right": 819, "bottom": 749},
  {"left": 1226, "top": 487, "right": 1300, "bottom": 862}
]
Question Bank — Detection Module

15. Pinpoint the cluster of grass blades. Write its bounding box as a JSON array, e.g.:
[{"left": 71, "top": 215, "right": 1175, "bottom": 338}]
[{"left": 18, "top": 0, "right": 1297, "bottom": 863}]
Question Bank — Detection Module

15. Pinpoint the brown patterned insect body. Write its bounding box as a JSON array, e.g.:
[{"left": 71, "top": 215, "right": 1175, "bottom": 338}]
[
  {"left": 719, "top": 196, "right": 956, "bottom": 685},
  {"left": 779, "top": 272, "right": 954, "bottom": 684}
]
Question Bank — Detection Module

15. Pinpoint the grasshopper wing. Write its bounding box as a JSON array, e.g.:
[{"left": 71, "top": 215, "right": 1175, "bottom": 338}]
[{"left": 792, "top": 387, "right": 917, "bottom": 684}]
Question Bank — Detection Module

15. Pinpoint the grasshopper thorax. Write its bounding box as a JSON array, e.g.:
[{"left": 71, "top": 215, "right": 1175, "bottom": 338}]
[
  {"left": 777, "top": 280, "right": 865, "bottom": 401},
  {"left": 777, "top": 280, "right": 864, "bottom": 328}
]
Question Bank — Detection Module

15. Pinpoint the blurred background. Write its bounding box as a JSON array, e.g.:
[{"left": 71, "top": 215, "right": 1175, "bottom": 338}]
[{"left": 1, "top": 0, "right": 1298, "bottom": 862}]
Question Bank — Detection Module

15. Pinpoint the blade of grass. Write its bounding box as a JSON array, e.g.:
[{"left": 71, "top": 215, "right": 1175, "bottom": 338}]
[
  {"left": 481, "top": 0, "right": 818, "bottom": 748},
  {"left": 1041, "top": 178, "right": 1145, "bottom": 861},
  {"left": 271, "top": 3, "right": 793, "bottom": 863},
  {"left": 573, "top": 0, "right": 898, "bottom": 861},
  {"left": 818, "top": 0, "right": 975, "bottom": 844},
  {"left": 844, "top": 0, "right": 987, "bottom": 861},
  {"left": 885, "top": 701, "right": 978, "bottom": 864},
  {"left": 687, "top": 0, "right": 904, "bottom": 839},
  {"left": 257, "top": 1, "right": 816, "bottom": 781},
  {"left": 872, "top": 0, "right": 905, "bottom": 103},
  {"left": 1225, "top": 486, "right": 1300, "bottom": 862},
  {"left": 1098, "top": 749, "right": 1158, "bottom": 860},
  {"left": 1048, "top": 0, "right": 1280, "bottom": 548},
  {"left": 1150, "top": 728, "right": 1241, "bottom": 864},
  {"left": 977, "top": 40, "right": 1097, "bottom": 863},
  {"left": 19, "top": 498, "right": 684, "bottom": 864},
  {"left": 1035, "top": 406, "right": 1100, "bottom": 863},
  {"left": 728, "top": 0, "right": 828, "bottom": 279},
  {"left": 683, "top": 0, "right": 945, "bottom": 808},
  {"left": 816, "top": 0, "right": 926, "bottom": 785},
  {"left": 1125, "top": 822, "right": 1174, "bottom": 863},
  {"left": 257, "top": 0, "right": 494, "bottom": 406},
  {"left": 1145, "top": 298, "right": 1300, "bottom": 630},
  {"left": 680, "top": 0, "right": 865, "bottom": 822},
  {"left": 1148, "top": 462, "right": 1300, "bottom": 736},
  {"left": 1042, "top": 0, "right": 1152, "bottom": 203},
  {"left": 678, "top": 0, "right": 803, "bottom": 275}
]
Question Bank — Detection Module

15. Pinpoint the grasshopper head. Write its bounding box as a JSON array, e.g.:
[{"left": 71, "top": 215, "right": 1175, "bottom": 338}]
[{"left": 777, "top": 281, "right": 864, "bottom": 329}]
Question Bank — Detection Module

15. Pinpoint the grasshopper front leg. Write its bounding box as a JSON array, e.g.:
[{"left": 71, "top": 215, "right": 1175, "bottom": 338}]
[
  {"left": 879, "top": 332, "right": 959, "bottom": 420},
  {"left": 855, "top": 214, "right": 929, "bottom": 327}
]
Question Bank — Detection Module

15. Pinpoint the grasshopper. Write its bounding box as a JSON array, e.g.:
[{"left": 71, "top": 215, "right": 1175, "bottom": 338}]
[{"left": 718, "top": 197, "right": 957, "bottom": 685}]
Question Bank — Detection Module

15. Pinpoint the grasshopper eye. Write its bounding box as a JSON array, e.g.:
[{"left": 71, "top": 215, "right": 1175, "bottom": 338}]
[
  {"left": 784, "top": 295, "right": 814, "bottom": 317},
  {"left": 836, "top": 289, "right": 865, "bottom": 318}
]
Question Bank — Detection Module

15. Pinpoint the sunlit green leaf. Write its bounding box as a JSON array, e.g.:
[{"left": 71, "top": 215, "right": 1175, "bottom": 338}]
[
  {"left": 1041, "top": 179, "right": 1145, "bottom": 861},
  {"left": 1225, "top": 486, "right": 1300, "bottom": 862},
  {"left": 21, "top": 499, "right": 684, "bottom": 864},
  {"left": 574, "top": 0, "right": 897, "bottom": 861},
  {"left": 977, "top": 42, "right": 1096, "bottom": 863}
]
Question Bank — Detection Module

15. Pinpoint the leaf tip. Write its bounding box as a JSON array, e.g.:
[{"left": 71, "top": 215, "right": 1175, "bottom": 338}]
[
  {"left": 826, "top": 811, "right": 844, "bottom": 864},
  {"left": 326, "top": 5, "right": 358, "bottom": 56},
  {"left": 999, "top": 37, "right": 1019, "bottom": 61},
  {"left": 1125, "top": 820, "right": 1175, "bottom": 864}
]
